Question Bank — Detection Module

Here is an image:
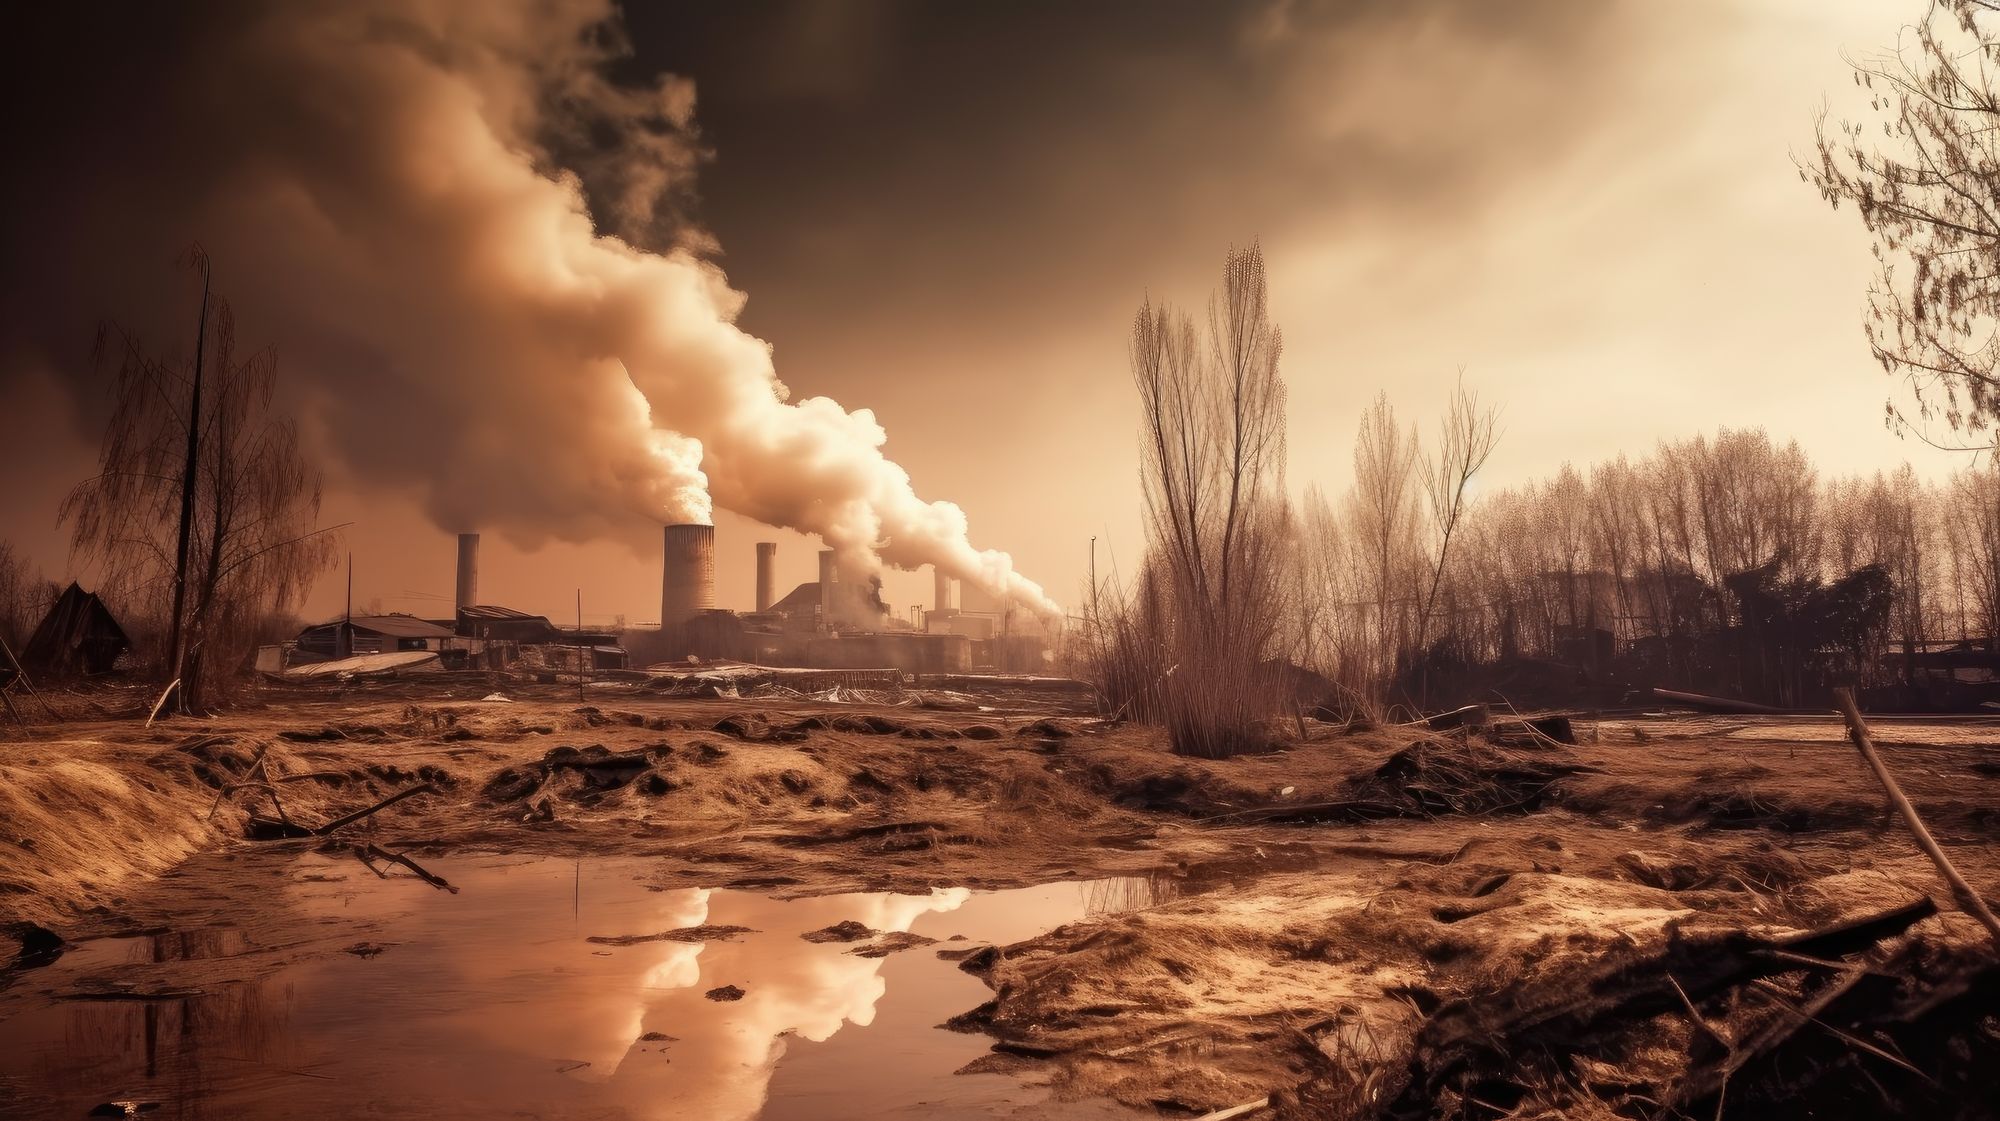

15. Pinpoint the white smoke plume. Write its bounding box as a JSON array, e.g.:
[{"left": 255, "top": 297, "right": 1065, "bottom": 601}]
[{"left": 1, "top": 0, "right": 1058, "bottom": 616}]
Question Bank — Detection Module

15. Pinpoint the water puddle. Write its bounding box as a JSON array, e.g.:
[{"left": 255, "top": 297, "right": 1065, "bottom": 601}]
[{"left": 0, "top": 854, "right": 1163, "bottom": 1119}]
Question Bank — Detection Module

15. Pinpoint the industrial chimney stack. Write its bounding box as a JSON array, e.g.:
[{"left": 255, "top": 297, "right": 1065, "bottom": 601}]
[
  {"left": 933, "top": 566, "right": 955, "bottom": 616},
  {"left": 455, "top": 533, "right": 480, "bottom": 615},
  {"left": 817, "top": 549, "right": 836, "bottom": 625},
  {"left": 755, "top": 542, "right": 777, "bottom": 613},
  {"left": 661, "top": 524, "right": 717, "bottom": 626}
]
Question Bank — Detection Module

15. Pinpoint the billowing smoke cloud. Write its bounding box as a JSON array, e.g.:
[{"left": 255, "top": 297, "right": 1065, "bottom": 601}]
[{"left": 0, "top": 0, "right": 1057, "bottom": 615}]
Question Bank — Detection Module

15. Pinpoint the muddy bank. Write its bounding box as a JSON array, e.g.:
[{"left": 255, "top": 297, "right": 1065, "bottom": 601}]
[{"left": 3, "top": 693, "right": 1997, "bottom": 1118}]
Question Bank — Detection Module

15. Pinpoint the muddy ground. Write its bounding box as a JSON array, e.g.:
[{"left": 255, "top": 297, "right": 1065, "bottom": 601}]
[{"left": 2, "top": 683, "right": 1997, "bottom": 1118}]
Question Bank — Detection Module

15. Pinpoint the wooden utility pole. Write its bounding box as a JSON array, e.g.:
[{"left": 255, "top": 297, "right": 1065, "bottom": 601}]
[
  {"left": 1090, "top": 536, "right": 1098, "bottom": 621},
  {"left": 340, "top": 553, "right": 353, "bottom": 659},
  {"left": 165, "top": 255, "right": 211, "bottom": 696}
]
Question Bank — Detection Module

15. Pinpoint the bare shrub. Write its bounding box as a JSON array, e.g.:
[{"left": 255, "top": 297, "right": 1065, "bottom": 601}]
[{"left": 1095, "top": 243, "right": 1295, "bottom": 757}]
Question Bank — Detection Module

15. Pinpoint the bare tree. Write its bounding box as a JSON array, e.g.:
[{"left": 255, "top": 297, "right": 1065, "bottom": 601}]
[
  {"left": 1413, "top": 372, "right": 1500, "bottom": 697},
  {"left": 1809, "top": 0, "right": 2000, "bottom": 443},
  {"left": 1346, "top": 392, "right": 1426, "bottom": 701},
  {"left": 61, "top": 256, "right": 339, "bottom": 707},
  {"left": 0, "top": 542, "right": 52, "bottom": 656},
  {"left": 1126, "top": 242, "right": 1292, "bottom": 756}
]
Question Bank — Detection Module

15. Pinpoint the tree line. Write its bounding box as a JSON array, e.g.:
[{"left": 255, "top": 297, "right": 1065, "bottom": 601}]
[{"left": 1083, "top": 246, "right": 2000, "bottom": 756}]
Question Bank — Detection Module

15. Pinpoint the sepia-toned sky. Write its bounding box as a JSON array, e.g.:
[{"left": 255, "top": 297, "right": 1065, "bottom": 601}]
[{"left": 0, "top": 0, "right": 1963, "bottom": 627}]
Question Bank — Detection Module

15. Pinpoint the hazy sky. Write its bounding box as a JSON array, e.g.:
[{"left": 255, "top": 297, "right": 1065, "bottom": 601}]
[{"left": 0, "top": 0, "right": 1963, "bottom": 626}]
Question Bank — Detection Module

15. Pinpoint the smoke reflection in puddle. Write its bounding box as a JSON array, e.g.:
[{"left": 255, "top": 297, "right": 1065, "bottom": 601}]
[{"left": 0, "top": 854, "right": 1162, "bottom": 1120}]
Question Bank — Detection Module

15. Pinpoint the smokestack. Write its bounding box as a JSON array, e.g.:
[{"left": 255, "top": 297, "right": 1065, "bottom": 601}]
[
  {"left": 755, "top": 542, "right": 776, "bottom": 613},
  {"left": 455, "top": 533, "right": 479, "bottom": 615},
  {"left": 661, "top": 523, "right": 716, "bottom": 626},
  {"left": 933, "top": 566, "right": 954, "bottom": 615},
  {"left": 818, "top": 549, "right": 836, "bottom": 624}
]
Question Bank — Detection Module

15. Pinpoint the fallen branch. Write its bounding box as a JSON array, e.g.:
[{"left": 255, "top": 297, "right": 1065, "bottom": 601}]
[
  {"left": 314, "top": 782, "right": 438, "bottom": 836},
  {"left": 355, "top": 844, "right": 457, "bottom": 893},
  {"left": 1189, "top": 1098, "right": 1269, "bottom": 1121},
  {"left": 205, "top": 742, "right": 273, "bottom": 822},
  {"left": 1832, "top": 687, "right": 2000, "bottom": 950}
]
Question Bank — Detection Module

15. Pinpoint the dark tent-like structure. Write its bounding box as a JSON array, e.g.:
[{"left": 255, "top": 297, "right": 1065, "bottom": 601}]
[{"left": 22, "top": 583, "right": 130, "bottom": 677}]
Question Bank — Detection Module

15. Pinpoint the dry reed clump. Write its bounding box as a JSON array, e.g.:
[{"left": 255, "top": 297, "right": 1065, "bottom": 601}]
[{"left": 1081, "top": 589, "right": 1297, "bottom": 760}]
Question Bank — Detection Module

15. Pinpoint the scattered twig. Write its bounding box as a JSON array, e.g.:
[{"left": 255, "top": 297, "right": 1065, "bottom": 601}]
[
  {"left": 1188, "top": 1097, "right": 1269, "bottom": 1121},
  {"left": 350, "top": 846, "right": 390, "bottom": 879},
  {"left": 1833, "top": 687, "right": 2000, "bottom": 949},
  {"left": 355, "top": 843, "right": 457, "bottom": 893},
  {"left": 1745, "top": 978, "right": 1935, "bottom": 1084},
  {"left": 1669, "top": 972, "right": 1732, "bottom": 1052},
  {"left": 1753, "top": 947, "right": 1883, "bottom": 976}
]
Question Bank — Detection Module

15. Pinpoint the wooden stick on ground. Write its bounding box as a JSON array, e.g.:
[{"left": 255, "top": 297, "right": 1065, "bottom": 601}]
[
  {"left": 144, "top": 679, "right": 180, "bottom": 728},
  {"left": 314, "top": 782, "right": 437, "bottom": 836},
  {"left": 1832, "top": 687, "right": 2000, "bottom": 949},
  {"left": 1189, "top": 1098, "right": 1269, "bottom": 1121},
  {"left": 357, "top": 844, "right": 458, "bottom": 893}
]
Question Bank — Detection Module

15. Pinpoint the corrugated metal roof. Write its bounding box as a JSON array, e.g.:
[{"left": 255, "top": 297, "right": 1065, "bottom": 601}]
[
  {"left": 337, "top": 614, "right": 458, "bottom": 639},
  {"left": 457, "top": 604, "right": 544, "bottom": 622}
]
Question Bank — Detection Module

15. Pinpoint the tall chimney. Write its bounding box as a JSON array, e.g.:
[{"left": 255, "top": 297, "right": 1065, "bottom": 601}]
[
  {"left": 661, "top": 524, "right": 716, "bottom": 626},
  {"left": 455, "top": 533, "right": 479, "bottom": 615},
  {"left": 754, "top": 542, "right": 777, "bottom": 613},
  {"left": 933, "top": 566, "right": 954, "bottom": 615},
  {"left": 817, "top": 549, "right": 836, "bottom": 624}
]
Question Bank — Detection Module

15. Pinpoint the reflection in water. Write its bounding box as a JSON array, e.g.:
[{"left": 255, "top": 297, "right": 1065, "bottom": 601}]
[
  {"left": 0, "top": 855, "right": 1153, "bottom": 1121},
  {"left": 3, "top": 930, "right": 291, "bottom": 1120}
]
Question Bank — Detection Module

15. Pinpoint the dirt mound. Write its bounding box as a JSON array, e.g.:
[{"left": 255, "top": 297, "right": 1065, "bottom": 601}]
[
  {"left": 482, "top": 743, "right": 678, "bottom": 814},
  {"left": 1346, "top": 737, "right": 1600, "bottom": 818},
  {"left": 1641, "top": 788, "right": 1887, "bottom": 833},
  {"left": 708, "top": 710, "right": 1003, "bottom": 742},
  {"left": 1092, "top": 736, "right": 1600, "bottom": 823},
  {"left": 801, "top": 920, "right": 876, "bottom": 943},
  {"left": 1296, "top": 899, "right": 1996, "bottom": 1121}
]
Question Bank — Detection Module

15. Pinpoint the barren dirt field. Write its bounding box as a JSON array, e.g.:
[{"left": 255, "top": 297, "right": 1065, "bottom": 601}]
[{"left": 2, "top": 685, "right": 1997, "bottom": 1120}]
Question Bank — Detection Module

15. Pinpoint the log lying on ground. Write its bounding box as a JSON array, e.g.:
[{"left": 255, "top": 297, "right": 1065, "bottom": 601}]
[{"left": 1650, "top": 687, "right": 1798, "bottom": 716}]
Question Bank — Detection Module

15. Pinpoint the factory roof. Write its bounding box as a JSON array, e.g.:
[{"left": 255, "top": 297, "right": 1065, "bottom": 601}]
[
  {"left": 767, "top": 581, "right": 824, "bottom": 617},
  {"left": 301, "top": 614, "right": 458, "bottom": 640},
  {"left": 457, "top": 604, "right": 544, "bottom": 622}
]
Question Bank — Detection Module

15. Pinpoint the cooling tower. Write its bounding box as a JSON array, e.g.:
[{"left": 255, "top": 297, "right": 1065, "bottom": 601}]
[
  {"left": 818, "top": 549, "right": 836, "bottom": 622},
  {"left": 754, "top": 542, "right": 777, "bottom": 613},
  {"left": 661, "top": 524, "right": 717, "bottom": 625},
  {"left": 933, "top": 566, "right": 955, "bottom": 615},
  {"left": 455, "top": 533, "right": 479, "bottom": 614}
]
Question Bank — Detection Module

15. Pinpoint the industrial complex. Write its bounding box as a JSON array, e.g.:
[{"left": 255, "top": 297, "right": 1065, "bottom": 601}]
[{"left": 274, "top": 526, "right": 1054, "bottom": 678}]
